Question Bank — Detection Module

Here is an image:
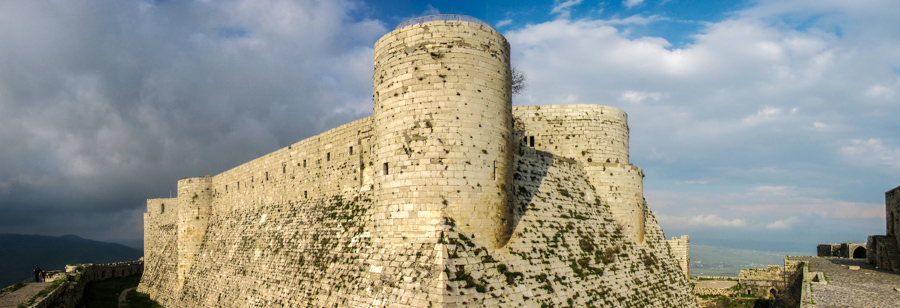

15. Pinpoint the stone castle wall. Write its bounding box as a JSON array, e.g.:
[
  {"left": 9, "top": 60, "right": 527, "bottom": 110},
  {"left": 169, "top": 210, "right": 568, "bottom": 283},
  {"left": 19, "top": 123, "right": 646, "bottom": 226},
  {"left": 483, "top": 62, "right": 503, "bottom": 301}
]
[
  {"left": 868, "top": 185, "right": 900, "bottom": 271},
  {"left": 139, "top": 16, "right": 697, "bottom": 307},
  {"left": 667, "top": 235, "right": 690, "bottom": 279},
  {"left": 514, "top": 105, "right": 645, "bottom": 243},
  {"left": 372, "top": 20, "right": 514, "bottom": 249},
  {"left": 31, "top": 261, "right": 143, "bottom": 308},
  {"left": 739, "top": 265, "right": 784, "bottom": 298}
]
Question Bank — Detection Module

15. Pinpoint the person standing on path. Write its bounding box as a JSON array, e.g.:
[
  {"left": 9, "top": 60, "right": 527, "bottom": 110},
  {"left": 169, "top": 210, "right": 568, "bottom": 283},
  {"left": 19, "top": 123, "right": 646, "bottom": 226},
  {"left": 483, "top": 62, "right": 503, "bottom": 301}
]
[{"left": 33, "top": 265, "right": 42, "bottom": 282}]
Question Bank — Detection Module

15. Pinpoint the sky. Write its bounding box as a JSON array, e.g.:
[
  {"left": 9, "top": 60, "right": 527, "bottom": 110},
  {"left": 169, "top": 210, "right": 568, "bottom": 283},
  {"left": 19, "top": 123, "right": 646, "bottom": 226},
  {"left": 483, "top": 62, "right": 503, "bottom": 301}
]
[{"left": 0, "top": 0, "right": 898, "bottom": 253}]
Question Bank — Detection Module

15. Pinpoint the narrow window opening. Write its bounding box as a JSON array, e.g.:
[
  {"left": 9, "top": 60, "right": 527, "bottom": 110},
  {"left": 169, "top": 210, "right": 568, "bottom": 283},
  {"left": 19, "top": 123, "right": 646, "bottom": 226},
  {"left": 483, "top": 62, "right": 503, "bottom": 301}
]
[
  {"left": 350, "top": 146, "right": 353, "bottom": 155},
  {"left": 492, "top": 160, "right": 497, "bottom": 180},
  {"left": 283, "top": 165, "right": 286, "bottom": 173},
  {"left": 161, "top": 204, "right": 165, "bottom": 214},
  {"left": 265, "top": 172, "right": 269, "bottom": 181},
  {"left": 383, "top": 163, "right": 389, "bottom": 175},
  {"left": 327, "top": 152, "right": 331, "bottom": 161},
  {"left": 303, "top": 159, "right": 307, "bottom": 168},
  {"left": 237, "top": 182, "right": 240, "bottom": 189},
  {"left": 304, "top": 191, "right": 307, "bottom": 198},
  {"left": 251, "top": 176, "right": 254, "bottom": 183},
  {"left": 529, "top": 136, "right": 535, "bottom": 147}
]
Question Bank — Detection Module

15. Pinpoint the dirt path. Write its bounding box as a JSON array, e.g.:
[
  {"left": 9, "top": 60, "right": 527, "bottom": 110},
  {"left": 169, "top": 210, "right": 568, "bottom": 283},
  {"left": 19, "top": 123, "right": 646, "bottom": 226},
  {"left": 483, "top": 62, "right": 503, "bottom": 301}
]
[
  {"left": 118, "top": 287, "right": 136, "bottom": 308},
  {"left": 0, "top": 282, "right": 50, "bottom": 308}
]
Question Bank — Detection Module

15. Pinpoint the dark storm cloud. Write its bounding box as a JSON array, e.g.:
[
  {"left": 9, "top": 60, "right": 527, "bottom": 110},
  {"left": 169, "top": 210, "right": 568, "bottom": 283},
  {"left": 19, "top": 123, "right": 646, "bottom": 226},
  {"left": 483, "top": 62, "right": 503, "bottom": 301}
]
[{"left": 0, "top": 0, "right": 385, "bottom": 243}]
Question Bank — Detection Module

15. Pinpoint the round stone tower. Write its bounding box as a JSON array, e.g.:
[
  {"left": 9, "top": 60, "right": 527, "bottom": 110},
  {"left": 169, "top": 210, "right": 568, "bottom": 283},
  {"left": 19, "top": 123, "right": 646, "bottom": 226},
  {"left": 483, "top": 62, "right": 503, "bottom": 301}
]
[{"left": 372, "top": 15, "right": 515, "bottom": 248}]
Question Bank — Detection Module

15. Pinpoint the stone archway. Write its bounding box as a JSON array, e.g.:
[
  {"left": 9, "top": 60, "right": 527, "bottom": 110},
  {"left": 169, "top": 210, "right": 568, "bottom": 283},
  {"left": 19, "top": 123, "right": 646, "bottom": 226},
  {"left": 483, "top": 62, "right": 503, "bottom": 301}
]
[
  {"left": 769, "top": 288, "right": 777, "bottom": 299},
  {"left": 853, "top": 246, "right": 867, "bottom": 259}
]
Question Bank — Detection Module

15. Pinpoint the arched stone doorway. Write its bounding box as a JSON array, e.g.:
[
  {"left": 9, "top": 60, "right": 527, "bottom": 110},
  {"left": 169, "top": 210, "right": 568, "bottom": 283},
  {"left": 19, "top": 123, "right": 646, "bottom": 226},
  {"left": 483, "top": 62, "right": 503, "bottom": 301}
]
[{"left": 853, "top": 246, "right": 867, "bottom": 259}]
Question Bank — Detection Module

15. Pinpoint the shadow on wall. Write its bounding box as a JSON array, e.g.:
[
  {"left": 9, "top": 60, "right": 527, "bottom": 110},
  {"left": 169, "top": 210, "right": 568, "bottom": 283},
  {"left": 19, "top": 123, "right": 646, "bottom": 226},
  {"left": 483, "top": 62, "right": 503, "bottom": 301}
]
[{"left": 507, "top": 146, "right": 553, "bottom": 237}]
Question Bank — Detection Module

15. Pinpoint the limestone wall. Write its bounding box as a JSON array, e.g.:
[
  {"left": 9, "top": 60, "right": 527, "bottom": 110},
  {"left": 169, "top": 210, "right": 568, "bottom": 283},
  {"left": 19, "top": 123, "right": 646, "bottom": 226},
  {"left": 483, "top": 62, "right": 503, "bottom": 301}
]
[
  {"left": 739, "top": 265, "right": 784, "bottom": 298},
  {"left": 138, "top": 14, "right": 696, "bottom": 308},
  {"left": 140, "top": 146, "right": 696, "bottom": 307},
  {"left": 513, "top": 104, "right": 629, "bottom": 164},
  {"left": 372, "top": 20, "right": 515, "bottom": 249},
  {"left": 210, "top": 117, "right": 374, "bottom": 214},
  {"left": 668, "top": 235, "right": 690, "bottom": 279},
  {"left": 868, "top": 185, "right": 900, "bottom": 271},
  {"left": 139, "top": 198, "right": 178, "bottom": 297},
  {"left": 514, "top": 105, "right": 645, "bottom": 243},
  {"left": 887, "top": 186, "right": 900, "bottom": 243},
  {"left": 31, "top": 261, "right": 143, "bottom": 308}
]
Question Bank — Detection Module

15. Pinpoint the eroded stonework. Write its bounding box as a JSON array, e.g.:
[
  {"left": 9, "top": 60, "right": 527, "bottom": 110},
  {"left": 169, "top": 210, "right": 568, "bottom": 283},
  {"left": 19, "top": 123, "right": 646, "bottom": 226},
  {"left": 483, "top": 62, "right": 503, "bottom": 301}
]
[
  {"left": 868, "top": 185, "right": 900, "bottom": 271},
  {"left": 139, "top": 16, "right": 697, "bottom": 307}
]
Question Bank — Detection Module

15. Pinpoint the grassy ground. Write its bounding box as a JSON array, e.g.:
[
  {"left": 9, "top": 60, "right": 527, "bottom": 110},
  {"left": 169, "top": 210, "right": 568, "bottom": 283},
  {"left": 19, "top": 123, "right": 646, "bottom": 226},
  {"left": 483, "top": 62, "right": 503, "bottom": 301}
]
[
  {"left": 125, "top": 290, "right": 164, "bottom": 308},
  {"left": 78, "top": 275, "right": 161, "bottom": 308}
]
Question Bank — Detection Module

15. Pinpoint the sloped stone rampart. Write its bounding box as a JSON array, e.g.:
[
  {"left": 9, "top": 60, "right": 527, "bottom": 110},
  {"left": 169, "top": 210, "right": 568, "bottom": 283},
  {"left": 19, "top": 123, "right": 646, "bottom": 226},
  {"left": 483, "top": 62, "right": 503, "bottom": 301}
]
[{"left": 141, "top": 147, "right": 696, "bottom": 307}]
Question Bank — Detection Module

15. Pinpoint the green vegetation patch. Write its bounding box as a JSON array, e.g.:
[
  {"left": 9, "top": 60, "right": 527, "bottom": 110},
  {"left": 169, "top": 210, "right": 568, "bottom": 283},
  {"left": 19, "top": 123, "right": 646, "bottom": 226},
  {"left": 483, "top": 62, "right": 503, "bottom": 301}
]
[
  {"left": 2, "top": 282, "right": 26, "bottom": 293},
  {"left": 126, "top": 289, "right": 164, "bottom": 308},
  {"left": 21, "top": 279, "right": 64, "bottom": 307}
]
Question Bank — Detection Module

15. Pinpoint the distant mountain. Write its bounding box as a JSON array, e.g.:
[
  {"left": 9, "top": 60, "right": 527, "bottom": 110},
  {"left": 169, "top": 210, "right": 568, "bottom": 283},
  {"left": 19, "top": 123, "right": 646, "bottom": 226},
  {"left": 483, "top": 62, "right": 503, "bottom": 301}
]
[{"left": 0, "top": 234, "right": 142, "bottom": 288}]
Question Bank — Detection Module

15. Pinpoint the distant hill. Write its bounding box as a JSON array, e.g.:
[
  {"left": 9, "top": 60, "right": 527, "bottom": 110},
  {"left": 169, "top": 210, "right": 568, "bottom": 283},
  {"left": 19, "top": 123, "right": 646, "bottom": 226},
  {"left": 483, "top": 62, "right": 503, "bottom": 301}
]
[{"left": 0, "top": 234, "right": 142, "bottom": 288}]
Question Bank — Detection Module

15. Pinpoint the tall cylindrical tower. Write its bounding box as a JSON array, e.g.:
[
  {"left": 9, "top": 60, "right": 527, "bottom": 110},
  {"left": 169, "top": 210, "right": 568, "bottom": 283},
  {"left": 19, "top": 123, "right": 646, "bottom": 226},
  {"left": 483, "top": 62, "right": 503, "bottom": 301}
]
[{"left": 372, "top": 15, "right": 514, "bottom": 248}]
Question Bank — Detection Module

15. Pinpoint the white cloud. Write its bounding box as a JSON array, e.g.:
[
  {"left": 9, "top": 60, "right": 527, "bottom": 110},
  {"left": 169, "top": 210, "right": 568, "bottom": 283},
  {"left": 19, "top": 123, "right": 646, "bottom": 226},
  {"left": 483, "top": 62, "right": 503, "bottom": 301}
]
[
  {"left": 866, "top": 83, "right": 895, "bottom": 101},
  {"left": 766, "top": 216, "right": 800, "bottom": 230},
  {"left": 496, "top": 19, "right": 513, "bottom": 28},
  {"left": 751, "top": 186, "right": 787, "bottom": 195},
  {"left": 620, "top": 90, "right": 663, "bottom": 104},
  {"left": 658, "top": 214, "right": 747, "bottom": 228},
  {"left": 623, "top": 0, "right": 645, "bottom": 8},
  {"left": 840, "top": 139, "right": 900, "bottom": 171},
  {"left": 742, "top": 106, "right": 782, "bottom": 126},
  {"left": 678, "top": 180, "right": 709, "bottom": 185},
  {"left": 551, "top": 0, "right": 583, "bottom": 18}
]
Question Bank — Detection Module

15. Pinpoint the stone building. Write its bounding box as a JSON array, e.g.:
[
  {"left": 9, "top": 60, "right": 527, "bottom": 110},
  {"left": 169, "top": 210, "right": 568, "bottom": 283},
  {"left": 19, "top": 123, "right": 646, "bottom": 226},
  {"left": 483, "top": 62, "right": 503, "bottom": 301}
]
[
  {"left": 138, "top": 15, "right": 697, "bottom": 307},
  {"left": 817, "top": 243, "right": 866, "bottom": 259},
  {"left": 868, "top": 185, "right": 900, "bottom": 271},
  {"left": 667, "top": 235, "right": 690, "bottom": 279},
  {"left": 738, "top": 265, "right": 784, "bottom": 299}
]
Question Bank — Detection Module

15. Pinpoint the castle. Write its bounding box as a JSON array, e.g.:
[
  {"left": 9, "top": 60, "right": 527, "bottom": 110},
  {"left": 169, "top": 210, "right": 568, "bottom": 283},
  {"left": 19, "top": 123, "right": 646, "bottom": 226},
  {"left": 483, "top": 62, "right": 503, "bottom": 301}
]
[{"left": 138, "top": 15, "right": 696, "bottom": 307}]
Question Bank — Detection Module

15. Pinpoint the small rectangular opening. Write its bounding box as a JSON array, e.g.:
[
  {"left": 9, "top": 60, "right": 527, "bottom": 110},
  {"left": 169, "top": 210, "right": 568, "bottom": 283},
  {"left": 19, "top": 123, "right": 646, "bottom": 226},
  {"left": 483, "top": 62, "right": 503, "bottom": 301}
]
[
  {"left": 492, "top": 160, "right": 497, "bottom": 180},
  {"left": 327, "top": 152, "right": 331, "bottom": 161},
  {"left": 383, "top": 162, "right": 389, "bottom": 175},
  {"left": 304, "top": 191, "right": 307, "bottom": 198},
  {"left": 303, "top": 159, "right": 307, "bottom": 168},
  {"left": 349, "top": 146, "right": 353, "bottom": 155},
  {"left": 529, "top": 136, "right": 535, "bottom": 147}
]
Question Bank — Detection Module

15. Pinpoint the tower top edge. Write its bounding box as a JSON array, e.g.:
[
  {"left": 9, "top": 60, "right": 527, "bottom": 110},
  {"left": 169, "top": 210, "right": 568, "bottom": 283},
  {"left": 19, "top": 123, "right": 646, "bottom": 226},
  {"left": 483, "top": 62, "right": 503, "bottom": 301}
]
[
  {"left": 513, "top": 104, "right": 627, "bottom": 113},
  {"left": 394, "top": 14, "right": 494, "bottom": 31}
]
